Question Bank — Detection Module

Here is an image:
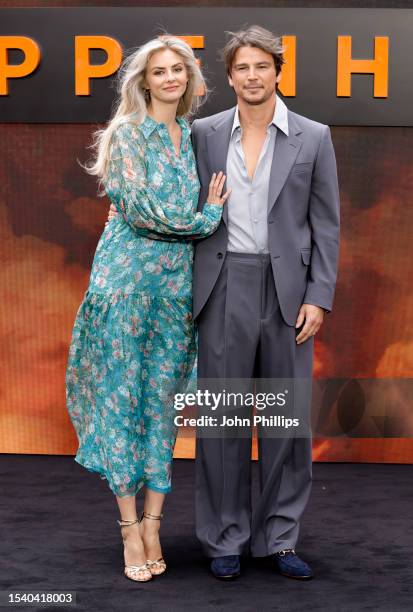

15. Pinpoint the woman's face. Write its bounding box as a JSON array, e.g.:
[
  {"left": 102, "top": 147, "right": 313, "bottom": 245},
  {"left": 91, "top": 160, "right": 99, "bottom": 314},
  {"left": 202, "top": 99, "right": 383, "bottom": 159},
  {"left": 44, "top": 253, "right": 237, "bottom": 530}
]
[{"left": 145, "top": 48, "right": 188, "bottom": 106}]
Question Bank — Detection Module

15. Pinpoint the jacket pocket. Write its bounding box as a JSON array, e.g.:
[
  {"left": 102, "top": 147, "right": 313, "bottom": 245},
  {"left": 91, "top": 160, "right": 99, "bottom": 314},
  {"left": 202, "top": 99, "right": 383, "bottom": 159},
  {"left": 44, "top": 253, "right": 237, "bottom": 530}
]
[
  {"left": 292, "top": 162, "right": 313, "bottom": 174},
  {"left": 301, "top": 249, "right": 311, "bottom": 265}
]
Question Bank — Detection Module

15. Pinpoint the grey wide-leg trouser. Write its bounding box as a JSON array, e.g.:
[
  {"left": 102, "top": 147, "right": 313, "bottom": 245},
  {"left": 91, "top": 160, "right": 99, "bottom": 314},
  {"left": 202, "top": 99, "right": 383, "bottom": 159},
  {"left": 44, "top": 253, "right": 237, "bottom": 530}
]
[{"left": 195, "top": 252, "right": 314, "bottom": 558}]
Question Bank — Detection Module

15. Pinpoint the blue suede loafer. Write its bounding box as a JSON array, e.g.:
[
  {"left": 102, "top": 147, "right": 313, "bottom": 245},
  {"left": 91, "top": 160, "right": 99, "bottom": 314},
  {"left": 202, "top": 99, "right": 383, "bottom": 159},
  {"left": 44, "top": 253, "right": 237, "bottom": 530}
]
[
  {"left": 274, "top": 549, "right": 314, "bottom": 580},
  {"left": 210, "top": 555, "right": 241, "bottom": 580}
]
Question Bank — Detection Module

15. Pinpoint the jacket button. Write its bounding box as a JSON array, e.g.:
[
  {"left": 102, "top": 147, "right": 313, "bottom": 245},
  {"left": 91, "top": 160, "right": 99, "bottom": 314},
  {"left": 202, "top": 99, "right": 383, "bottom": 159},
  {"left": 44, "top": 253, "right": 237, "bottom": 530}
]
[
  {"left": 268, "top": 220, "right": 274, "bottom": 224},
  {"left": 217, "top": 252, "right": 223, "bottom": 259}
]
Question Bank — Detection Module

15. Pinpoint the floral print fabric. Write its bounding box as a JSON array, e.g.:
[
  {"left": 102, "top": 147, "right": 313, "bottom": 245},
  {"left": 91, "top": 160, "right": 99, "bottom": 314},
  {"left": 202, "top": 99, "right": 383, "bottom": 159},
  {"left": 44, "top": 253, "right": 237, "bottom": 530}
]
[{"left": 66, "top": 116, "right": 222, "bottom": 497}]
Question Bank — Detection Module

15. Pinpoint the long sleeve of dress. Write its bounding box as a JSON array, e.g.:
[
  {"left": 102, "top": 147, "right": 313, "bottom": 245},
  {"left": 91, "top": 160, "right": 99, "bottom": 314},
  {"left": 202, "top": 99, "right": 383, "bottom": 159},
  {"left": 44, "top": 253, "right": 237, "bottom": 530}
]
[{"left": 104, "top": 123, "right": 222, "bottom": 241}]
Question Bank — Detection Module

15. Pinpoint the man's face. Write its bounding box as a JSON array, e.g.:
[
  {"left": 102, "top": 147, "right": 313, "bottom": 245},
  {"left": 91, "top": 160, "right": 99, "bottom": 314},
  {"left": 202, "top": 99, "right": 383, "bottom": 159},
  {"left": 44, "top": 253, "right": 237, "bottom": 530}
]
[{"left": 228, "top": 46, "right": 281, "bottom": 106}]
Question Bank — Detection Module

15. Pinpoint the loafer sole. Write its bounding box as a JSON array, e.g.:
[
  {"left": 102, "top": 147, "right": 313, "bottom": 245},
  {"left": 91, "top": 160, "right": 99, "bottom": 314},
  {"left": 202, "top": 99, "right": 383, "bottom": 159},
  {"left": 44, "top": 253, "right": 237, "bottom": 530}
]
[
  {"left": 279, "top": 571, "right": 314, "bottom": 580},
  {"left": 214, "top": 572, "right": 240, "bottom": 580}
]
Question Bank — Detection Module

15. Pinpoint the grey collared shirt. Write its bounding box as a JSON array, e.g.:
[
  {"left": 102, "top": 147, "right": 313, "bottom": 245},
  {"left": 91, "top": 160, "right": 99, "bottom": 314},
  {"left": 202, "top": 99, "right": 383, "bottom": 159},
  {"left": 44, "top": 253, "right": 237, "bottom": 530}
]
[{"left": 226, "top": 94, "right": 289, "bottom": 253}]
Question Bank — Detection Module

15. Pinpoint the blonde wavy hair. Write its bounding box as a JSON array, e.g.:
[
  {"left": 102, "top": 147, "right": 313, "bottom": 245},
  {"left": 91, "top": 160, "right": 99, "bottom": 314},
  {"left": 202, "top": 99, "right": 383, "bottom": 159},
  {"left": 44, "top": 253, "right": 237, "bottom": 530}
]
[{"left": 85, "top": 35, "right": 207, "bottom": 185}]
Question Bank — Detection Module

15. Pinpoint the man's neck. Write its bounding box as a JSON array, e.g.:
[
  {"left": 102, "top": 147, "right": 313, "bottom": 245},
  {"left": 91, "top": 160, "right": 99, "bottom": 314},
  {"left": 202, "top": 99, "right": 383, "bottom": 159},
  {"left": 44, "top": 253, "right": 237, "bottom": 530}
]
[{"left": 237, "top": 93, "right": 276, "bottom": 130}]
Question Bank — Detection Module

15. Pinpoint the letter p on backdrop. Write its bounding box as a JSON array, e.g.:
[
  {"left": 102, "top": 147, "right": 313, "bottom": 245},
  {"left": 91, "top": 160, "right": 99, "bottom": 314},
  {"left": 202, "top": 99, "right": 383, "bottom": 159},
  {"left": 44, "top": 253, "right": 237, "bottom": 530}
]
[
  {"left": 75, "top": 36, "right": 123, "bottom": 96},
  {"left": 0, "top": 36, "right": 40, "bottom": 95}
]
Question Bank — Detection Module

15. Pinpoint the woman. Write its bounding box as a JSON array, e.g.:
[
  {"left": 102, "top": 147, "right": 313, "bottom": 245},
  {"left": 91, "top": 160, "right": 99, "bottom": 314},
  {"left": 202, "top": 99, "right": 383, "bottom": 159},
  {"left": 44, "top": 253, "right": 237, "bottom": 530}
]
[{"left": 66, "top": 35, "right": 229, "bottom": 582}]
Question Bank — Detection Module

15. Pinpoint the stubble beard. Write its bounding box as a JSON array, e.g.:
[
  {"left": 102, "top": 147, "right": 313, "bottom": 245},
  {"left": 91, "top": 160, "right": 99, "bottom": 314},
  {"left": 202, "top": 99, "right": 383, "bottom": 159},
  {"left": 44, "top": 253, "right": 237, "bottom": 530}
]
[{"left": 240, "top": 87, "right": 275, "bottom": 107}]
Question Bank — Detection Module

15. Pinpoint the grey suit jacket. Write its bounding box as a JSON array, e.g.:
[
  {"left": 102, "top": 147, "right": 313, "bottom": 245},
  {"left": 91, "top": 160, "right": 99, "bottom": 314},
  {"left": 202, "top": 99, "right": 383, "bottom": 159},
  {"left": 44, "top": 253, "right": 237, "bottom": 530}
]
[{"left": 191, "top": 106, "right": 340, "bottom": 326}]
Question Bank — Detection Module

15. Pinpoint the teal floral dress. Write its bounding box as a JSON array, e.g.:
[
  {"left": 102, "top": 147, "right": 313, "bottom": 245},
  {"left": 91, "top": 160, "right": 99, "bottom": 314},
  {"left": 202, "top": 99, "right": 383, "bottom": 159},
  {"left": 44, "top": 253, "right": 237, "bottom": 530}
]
[{"left": 66, "top": 116, "right": 222, "bottom": 497}]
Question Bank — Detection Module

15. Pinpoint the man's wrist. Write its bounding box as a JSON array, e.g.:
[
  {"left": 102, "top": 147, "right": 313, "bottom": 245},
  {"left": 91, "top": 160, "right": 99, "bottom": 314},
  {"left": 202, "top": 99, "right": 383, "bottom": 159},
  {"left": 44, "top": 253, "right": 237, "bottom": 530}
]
[{"left": 303, "top": 303, "right": 327, "bottom": 313}]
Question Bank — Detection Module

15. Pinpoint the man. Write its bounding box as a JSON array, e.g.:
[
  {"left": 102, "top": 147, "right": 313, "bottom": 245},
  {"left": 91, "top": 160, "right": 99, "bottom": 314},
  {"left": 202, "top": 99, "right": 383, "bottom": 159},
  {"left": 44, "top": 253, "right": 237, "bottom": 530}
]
[{"left": 191, "top": 25, "right": 340, "bottom": 580}]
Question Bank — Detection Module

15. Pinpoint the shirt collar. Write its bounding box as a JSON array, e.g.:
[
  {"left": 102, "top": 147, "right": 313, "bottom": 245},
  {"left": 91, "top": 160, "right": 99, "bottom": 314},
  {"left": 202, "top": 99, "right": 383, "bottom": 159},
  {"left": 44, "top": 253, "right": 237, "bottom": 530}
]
[
  {"left": 231, "top": 93, "right": 289, "bottom": 137},
  {"left": 139, "top": 114, "right": 190, "bottom": 143}
]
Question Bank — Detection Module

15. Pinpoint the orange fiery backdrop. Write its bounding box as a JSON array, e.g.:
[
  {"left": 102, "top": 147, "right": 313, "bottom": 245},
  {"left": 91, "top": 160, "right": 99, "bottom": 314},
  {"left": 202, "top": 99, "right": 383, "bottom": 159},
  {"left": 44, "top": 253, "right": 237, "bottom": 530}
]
[{"left": 0, "top": 124, "right": 412, "bottom": 462}]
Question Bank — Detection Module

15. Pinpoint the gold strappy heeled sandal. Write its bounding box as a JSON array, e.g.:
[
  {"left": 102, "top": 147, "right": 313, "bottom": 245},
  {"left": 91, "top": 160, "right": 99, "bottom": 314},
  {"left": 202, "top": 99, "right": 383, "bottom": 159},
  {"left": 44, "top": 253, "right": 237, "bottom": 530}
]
[
  {"left": 117, "top": 517, "right": 152, "bottom": 582},
  {"left": 139, "top": 511, "right": 167, "bottom": 576}
]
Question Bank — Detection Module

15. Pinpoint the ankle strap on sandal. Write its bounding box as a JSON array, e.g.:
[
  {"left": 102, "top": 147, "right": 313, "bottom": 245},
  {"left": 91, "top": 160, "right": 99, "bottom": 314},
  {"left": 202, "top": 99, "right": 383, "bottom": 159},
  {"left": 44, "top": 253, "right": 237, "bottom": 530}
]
[
  {"left": 117, "top": 517, "right": 139, "bottom": 527},
  {"left": 139, "top": 511, "right": 163, "bottom": 522}
]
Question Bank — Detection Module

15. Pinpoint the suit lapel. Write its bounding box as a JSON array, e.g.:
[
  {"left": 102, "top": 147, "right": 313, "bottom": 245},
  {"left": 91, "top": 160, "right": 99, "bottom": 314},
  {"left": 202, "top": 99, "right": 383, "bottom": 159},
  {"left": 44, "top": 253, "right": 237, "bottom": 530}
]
[
  {"left": 205, "top": 108, "right": 235, "bottom": 225},
  {"left": 267, "top": 112, "right": 303, "bottom": 215},
  {"left": 203, "top": 108, "right": 303, "bottom": 223}
]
